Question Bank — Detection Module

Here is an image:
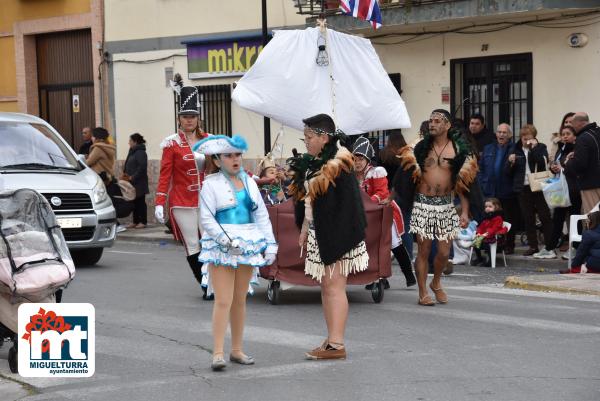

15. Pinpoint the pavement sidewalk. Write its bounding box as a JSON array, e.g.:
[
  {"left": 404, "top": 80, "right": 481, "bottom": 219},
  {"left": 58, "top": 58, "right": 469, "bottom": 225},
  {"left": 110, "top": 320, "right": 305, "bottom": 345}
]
[
  {"left": 505, "top": 273, "right": 600, "bottom": 296},
  {"left": 116, "top": 224, "right": 175, "bottom": 245}
]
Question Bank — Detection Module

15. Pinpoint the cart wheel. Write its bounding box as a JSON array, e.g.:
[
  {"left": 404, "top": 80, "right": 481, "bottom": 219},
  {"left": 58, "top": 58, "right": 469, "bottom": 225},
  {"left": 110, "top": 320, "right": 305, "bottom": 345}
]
[
  {"left": 267, "top": 280, "right": 281, "bottom": 305},
  {"left": 8, "top": 344, "right": 17, "bottom": 374},
  {"left": 371, "top": 281, "right": 384, "bottom": 303}
]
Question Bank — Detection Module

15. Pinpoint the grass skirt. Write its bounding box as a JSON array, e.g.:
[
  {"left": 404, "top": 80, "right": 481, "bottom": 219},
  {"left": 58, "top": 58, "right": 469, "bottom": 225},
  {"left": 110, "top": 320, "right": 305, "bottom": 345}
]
[
  {"left": 409, "top": 194, "right": 460, "bottom": 241},
  {"left": 305, "top": 229, "right": 369, "bottom": 283}
]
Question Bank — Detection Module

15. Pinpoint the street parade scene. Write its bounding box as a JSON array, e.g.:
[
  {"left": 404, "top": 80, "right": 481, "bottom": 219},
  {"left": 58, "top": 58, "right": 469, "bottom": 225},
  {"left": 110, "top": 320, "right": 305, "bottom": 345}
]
[{"left": 0, "top": 1, "right": 599, "bottom": 400}]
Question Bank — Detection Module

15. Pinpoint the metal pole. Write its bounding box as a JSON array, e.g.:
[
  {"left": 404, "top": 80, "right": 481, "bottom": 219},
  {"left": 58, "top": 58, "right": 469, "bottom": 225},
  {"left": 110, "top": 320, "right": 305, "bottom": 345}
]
[{"left": 261, "top": 0, "right": 271, "bottom": 155}]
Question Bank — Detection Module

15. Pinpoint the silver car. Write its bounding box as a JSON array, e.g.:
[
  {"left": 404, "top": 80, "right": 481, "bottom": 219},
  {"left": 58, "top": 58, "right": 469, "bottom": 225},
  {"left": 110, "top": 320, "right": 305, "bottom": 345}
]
[{"left": 0, "top": 112, "right": 116, "bottom": 265}]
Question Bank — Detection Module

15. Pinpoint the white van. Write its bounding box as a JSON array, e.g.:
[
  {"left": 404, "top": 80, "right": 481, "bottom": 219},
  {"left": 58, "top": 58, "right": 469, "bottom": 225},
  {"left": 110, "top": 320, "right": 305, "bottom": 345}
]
[{"left": 0, "top": 112, "right": 116, "bottom": 265}]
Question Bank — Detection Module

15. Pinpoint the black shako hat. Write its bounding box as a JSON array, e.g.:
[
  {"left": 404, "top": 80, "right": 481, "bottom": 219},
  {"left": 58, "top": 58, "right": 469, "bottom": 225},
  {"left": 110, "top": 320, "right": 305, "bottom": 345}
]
[{"left": 178, "top": 86, "right": 200, "bottom": 115}]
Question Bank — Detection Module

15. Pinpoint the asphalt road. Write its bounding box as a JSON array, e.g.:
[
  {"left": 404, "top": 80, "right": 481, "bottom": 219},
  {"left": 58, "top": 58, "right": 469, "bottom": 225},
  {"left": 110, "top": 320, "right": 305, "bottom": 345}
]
[{"left": 1, "top": 240, "right": 599, "bottom": 401}]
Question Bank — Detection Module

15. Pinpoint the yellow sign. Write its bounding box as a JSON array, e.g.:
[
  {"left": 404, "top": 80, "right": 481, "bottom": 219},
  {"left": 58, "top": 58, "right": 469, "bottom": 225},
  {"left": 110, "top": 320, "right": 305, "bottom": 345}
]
[
  {"left": 187, "top": 39, "right": 264, "bottom": 79},
  {"left": 72, "top": 95, "right": 80, "bottom": 113}
]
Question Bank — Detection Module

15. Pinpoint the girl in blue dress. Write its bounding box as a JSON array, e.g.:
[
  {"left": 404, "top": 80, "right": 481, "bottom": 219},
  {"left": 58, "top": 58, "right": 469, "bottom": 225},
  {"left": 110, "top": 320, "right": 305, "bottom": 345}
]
[{"left": 193, "top": 135, "right": 277, "bottom": 371}]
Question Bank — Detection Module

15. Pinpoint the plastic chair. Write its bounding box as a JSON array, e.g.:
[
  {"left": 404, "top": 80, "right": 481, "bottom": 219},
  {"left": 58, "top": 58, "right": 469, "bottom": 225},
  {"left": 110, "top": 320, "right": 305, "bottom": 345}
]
[
  {"left": 468, "top": 221, "right": 512, "bottom": 268},
  {"left": 568, "top": 214, "right": 588, "bottom": 268}
]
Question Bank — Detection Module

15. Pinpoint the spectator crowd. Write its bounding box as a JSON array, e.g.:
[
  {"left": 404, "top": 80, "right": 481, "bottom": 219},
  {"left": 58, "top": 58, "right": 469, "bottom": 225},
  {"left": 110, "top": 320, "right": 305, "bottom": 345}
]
[{"left": 85, "top": 110, "right": 600, "bottom": 275}]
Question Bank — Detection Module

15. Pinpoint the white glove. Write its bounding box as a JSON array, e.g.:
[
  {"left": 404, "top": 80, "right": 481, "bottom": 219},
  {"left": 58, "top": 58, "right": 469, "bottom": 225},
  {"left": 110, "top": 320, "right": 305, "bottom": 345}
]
[
  {"left": 155, "top": 205, "right": 165, "bottom": 224},
  {"left": 264, "top": 252, "right": 277, "bottom": 266},
  {"left": 216, "top": 235, "right": 232, "bottom": 247}
]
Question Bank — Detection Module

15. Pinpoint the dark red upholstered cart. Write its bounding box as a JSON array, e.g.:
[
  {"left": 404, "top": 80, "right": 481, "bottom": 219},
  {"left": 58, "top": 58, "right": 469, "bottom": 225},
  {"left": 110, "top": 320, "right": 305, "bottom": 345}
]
[{"left": 262, "top": 191, "right": 393, "bottom": 304}]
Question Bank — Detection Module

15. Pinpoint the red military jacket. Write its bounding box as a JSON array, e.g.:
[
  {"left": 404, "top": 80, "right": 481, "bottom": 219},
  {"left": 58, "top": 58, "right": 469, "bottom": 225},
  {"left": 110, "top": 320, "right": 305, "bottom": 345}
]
[
  {"left": 360, "top": 166, "right": 390, "bottom": 203},
  {"left": 155, "top": 131, "right": 208, "bottom": 239},
  {"left": 359, "top": 165, "right": 405, "bottom": 236}
]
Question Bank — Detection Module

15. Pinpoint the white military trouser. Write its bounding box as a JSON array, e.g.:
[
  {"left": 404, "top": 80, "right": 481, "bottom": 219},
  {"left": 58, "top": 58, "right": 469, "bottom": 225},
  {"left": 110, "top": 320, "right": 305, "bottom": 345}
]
[{"left": 172, "top": 207, "right": 201, "bottom": 255}]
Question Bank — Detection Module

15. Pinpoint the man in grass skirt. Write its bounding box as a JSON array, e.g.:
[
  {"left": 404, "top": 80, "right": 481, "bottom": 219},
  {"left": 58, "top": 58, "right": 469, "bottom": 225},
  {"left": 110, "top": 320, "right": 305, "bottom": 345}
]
[{"left": 397, "top": 109, "right": 478, "bottom": 306}]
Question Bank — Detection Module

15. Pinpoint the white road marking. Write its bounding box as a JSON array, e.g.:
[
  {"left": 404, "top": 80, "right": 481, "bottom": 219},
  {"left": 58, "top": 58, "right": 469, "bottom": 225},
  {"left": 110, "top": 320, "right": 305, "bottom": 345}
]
[
  {"left": 107, "top": 250, "right": 153, "bottom": 255},
  {"left": 378, "top": 303, "right": 600, "bottom": 334},
  {"left": 450, "top": 284, "right": 600, "bottom": 303},
  {"left": 219, "top": 360, "right": 334, "bottom": 379}
]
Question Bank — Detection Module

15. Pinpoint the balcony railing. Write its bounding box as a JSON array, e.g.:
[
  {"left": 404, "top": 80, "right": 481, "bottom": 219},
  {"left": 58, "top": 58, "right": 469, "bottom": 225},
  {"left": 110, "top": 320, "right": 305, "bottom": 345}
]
[{"left": 293, "top": 0, "right": 454, "bottom": 16}]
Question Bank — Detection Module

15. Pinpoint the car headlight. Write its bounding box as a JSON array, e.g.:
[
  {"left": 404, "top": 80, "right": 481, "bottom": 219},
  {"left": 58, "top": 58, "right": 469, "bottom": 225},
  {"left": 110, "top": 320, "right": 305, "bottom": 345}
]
[{"left": 93, "top": 176, "right": 108, "bottom": 204}]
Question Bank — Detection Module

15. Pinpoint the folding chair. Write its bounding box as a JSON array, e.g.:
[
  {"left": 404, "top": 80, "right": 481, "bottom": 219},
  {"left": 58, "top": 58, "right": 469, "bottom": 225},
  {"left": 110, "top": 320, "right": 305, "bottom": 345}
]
[
  {"left": 567, "top": 214, "right": 588, "bottom": 268},
  {"left": 468, "top": 221, "right": 512, "bottom": 268}
]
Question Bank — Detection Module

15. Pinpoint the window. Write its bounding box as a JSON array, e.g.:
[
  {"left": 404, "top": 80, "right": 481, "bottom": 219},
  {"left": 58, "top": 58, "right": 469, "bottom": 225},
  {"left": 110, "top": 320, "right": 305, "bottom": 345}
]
[{"left": 451, "top": 53, "right": 532, "bottom": 139}]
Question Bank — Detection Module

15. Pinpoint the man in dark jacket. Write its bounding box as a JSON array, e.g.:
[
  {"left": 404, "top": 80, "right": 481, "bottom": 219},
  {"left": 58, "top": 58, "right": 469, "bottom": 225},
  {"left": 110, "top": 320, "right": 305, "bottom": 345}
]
[
  {"left": 506, "top": 124, "right": 554, "bottom": 257},
  {"left": 479, "top": 123, "right": 517, "bottom": 252},
  {"left": 77, "top": 127, "right": 93, "bottom": 155},
  {"left": 563, "top": 112, "right": 600, "bottom": 214},
  {"left": 467, "top": 114, "right": 495, "bottom": 157}
]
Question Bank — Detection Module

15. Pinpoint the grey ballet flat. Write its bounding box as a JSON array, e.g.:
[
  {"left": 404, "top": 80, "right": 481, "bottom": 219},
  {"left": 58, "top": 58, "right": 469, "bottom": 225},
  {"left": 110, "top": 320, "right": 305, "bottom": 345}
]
[
  {"left": 211, "top": 357, "right": 227, "bottom": 371},
  {"left": 229, "top": 354, "right": 255, "bottom": 365}
]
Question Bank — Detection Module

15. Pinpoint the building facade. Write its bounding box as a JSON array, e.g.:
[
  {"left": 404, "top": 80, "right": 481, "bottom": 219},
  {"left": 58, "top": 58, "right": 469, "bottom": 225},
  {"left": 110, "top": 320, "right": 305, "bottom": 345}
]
[
  {"left": 315, "top": 0, "right": 600, "bottom": 142},
  {"left": 104, "top": 0, "right": 307, "bottom": 164},
  {"left": 0, "top": 0, "right": 105, "bottom": 150}
]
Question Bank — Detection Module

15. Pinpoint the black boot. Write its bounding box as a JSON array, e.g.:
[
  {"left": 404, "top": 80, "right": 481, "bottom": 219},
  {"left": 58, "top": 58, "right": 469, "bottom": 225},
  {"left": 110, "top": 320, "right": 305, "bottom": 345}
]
[
  {"left": 392, "top": 246, "right": 416, "bottom": 287},
  {"left": 186, "top": 254, "right": 214, "bottom": 301},
  {"left": 186, "top": 253, "right": 203, "bottom": 285}
]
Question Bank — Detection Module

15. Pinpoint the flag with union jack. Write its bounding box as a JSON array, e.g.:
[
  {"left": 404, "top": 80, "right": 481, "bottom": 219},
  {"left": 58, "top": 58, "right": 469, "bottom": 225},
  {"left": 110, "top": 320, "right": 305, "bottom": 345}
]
[{"left": 339, "top": 0, "right": 383, "bottom": 29}]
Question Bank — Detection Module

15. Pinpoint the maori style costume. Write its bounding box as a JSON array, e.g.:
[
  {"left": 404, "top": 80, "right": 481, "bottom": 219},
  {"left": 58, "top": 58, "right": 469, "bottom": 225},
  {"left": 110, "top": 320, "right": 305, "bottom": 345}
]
[
  {"left": 397, "top": 129, "right": 478, "bottom": 241},
  {"left": 288, "top": 137, "right": 369, "bottom": 282}
]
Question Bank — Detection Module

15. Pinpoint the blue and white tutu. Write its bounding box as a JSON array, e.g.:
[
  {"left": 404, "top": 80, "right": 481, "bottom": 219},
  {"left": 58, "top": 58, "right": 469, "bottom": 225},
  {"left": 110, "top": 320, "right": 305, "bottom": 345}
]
[{"left": 199, "top": 223, "right": 275, "bottom": 296}]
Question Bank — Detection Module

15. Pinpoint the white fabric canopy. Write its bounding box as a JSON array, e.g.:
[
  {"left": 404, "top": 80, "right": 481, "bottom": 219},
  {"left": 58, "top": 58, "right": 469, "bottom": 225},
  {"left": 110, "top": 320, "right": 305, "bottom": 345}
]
[{"left": 232, "top": 27, "right": 411, "bottom": 135}]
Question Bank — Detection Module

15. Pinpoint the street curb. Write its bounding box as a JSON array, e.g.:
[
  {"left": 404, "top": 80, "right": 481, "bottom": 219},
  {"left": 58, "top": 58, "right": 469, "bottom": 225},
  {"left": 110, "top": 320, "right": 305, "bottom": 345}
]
[
  {"left": 504, "top": 275, "right": 600, "bottom": 296},
  {"left": 115, "top": 235, "right": 178, "bottom": 246}
]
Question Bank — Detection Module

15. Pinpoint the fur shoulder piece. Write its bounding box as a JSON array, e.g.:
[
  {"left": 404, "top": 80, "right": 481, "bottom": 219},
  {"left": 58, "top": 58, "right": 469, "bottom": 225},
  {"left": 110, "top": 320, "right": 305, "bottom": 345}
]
[
  {"left": 365, "top": 166, "right": 387, "bottom": 179},
  {"left": 396, "top": 145, "right": 421, "bottom": 183},
  {"left": 455, "top": 155, "right": 478, "bottom": 195},
  {"left": 307, "top": 147, "right": 354, "bottom": 198},
  {"left": 160, "top": 133, "right": 181, "bottom": 149}
]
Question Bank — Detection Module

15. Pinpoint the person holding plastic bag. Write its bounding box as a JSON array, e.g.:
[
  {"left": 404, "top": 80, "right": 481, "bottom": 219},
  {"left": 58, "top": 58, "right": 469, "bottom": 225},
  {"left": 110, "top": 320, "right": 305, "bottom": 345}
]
[{"left": 539, "top": 126, "right": 582, "bottom": 259}]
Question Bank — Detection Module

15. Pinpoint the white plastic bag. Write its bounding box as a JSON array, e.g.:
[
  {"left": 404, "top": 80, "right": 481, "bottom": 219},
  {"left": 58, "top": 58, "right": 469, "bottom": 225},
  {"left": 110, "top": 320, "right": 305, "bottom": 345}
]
[
  {"left": 232, "top": 27, "right": 411, "bottom": 135},
  {"left": 542, "top": 173, "right": 571, "bottom": 208}
]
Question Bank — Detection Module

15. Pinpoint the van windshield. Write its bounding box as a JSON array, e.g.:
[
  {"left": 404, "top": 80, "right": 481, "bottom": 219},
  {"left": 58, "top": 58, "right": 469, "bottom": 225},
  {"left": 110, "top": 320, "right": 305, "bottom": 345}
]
[{"left": 0, "top": 122, "right": 81, "bottom": 170}]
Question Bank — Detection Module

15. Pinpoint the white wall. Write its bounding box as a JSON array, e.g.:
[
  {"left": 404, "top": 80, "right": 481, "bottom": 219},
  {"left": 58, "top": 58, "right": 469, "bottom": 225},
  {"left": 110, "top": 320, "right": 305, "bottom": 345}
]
[
  {"left": 110, "top": 2, "right": 600, "bottom": 161},
  {"left": 105, "top": 0, "right": 306, "bottom": 41},
  {"left": 112, "top": 49, "right": 302, "bottom": 161},
  {"left": 374, "top": 23, "right": 600, "bottom": 144},
  {"left": 108, "top": 0, "right": 306, "bottom": 162}
]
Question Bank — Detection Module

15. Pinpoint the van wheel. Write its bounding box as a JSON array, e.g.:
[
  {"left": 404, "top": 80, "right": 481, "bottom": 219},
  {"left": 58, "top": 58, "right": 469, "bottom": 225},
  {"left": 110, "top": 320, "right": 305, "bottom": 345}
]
[
  {"left": 8, "top": 344, "right": 18, "bottom": 373},
  {"left": 71, "top": 248, "right": 104, "bottom": 266}
]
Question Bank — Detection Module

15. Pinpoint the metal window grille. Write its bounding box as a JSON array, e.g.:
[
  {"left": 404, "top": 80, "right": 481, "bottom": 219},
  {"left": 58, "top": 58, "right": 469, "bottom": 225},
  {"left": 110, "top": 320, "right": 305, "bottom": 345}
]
[{"left": 451, "top": 53, "right": 533, "bottom": 140}]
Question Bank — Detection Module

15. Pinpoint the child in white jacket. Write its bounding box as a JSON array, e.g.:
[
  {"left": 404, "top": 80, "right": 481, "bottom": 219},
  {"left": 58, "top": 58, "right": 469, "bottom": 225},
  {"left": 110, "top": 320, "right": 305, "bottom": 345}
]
[{"left": 193, "top": 134, "right": 277, "bottom": 371}]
